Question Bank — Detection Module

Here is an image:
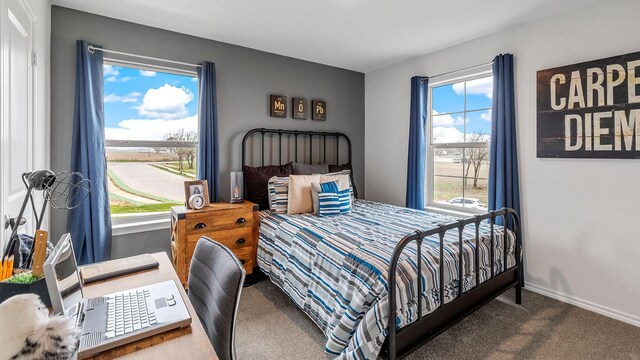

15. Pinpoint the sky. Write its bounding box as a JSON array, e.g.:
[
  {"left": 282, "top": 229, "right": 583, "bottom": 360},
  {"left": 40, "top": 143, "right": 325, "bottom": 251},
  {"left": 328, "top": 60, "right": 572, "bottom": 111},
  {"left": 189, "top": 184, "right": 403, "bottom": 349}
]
[
  {"left": 103, "top": 65, "right": 199, "bottom": 140},
  {"left": 431, "top": 76, "right": 493, "bottom": 143}
]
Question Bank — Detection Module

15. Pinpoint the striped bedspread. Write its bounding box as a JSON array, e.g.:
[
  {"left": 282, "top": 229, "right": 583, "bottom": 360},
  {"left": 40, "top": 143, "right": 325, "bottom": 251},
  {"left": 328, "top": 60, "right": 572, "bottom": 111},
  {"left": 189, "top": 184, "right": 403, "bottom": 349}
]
[{"left": 257, "top": 200, "right": 516, "bottom": 360}]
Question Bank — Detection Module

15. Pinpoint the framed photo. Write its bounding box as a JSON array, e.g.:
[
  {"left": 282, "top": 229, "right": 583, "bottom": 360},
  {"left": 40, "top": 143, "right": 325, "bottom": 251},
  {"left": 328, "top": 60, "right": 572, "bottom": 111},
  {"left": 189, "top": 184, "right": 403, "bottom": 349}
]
[
  {"left": 184, "top": 180, "right": 210, "bottom": 209},
  {"left": 312, "top": 100, "right": 326, "bottom": 121}
]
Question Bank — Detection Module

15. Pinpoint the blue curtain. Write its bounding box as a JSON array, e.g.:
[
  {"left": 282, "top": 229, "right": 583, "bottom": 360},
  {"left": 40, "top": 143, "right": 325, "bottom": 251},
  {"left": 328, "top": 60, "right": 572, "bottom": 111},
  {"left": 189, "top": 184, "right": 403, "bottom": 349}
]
[
  {"left": 67, "top": 40, "right": 112, "bottom": 264},
  {"left": 405, "top": 76, "right": 429, "bottom": 210},
  {"left": 489, "top": 54, "right": 521, "bottom": 224},
  {"left": 197, "top": 62, "right": 220, "bottom": 202}
]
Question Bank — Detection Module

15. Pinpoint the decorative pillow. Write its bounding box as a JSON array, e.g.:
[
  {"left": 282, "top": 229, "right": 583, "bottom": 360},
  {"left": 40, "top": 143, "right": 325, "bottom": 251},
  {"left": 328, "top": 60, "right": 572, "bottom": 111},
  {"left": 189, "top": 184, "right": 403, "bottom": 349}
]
[
  {"left": 338, "top": 188, "right": 352, "bottom": 214},
  {"left": 320, "top": 171, "right": 352, "bottom": 196},
  {"left": 310, "top": 182, "right": 322, "bottom": 215},
  {"left": 319, "top": 180, "right": 340, "bottom": 193},
  {"left": 318, "top": 188, "right": 351, "bottom": 217},
  {"left": 267, "top": 176, "right": 289, "bottom": 214},
  {"left": 287, "top": 175, "right": 321, "bottom": 215},
  {"left": 243, "top": 162, "right": 293, "bottom": 210},
  {"left": 292, "top": 162, "right": 329, "bottom": 175},
  {"left": 328, "top": 163, "right": 358, "bottom": 198},
  {"left": 318, "top": 192, "right": 341, "bottom": 217}
]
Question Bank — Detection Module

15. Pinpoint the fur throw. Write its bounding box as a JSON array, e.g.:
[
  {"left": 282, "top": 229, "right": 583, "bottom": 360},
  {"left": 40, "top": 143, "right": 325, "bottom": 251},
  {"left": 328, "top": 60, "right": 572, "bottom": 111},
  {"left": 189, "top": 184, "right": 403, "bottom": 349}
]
[{"left": 0, "top": 294, "right": 79, "bottom": 360}]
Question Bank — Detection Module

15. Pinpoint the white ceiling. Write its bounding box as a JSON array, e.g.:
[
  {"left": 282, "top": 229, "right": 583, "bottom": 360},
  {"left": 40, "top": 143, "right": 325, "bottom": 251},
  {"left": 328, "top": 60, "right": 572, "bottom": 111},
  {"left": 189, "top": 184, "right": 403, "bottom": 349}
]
[{"left": 51, "top": 0, "right": 598, "bottom": 73}]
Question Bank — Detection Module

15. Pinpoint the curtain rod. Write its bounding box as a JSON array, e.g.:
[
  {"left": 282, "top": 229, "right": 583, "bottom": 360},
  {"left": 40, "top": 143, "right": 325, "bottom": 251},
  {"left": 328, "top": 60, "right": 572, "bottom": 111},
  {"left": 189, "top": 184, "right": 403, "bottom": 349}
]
[
  {"left": 427, "top": 61, "right": 493, "bottom": 81},
  {"left": 87, "top": 45, "right": 202, "bottom": 68}
]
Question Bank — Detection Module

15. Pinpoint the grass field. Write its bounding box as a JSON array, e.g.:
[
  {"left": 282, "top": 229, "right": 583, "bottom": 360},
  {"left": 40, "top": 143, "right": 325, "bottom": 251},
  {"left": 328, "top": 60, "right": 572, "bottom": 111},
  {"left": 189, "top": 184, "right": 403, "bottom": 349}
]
[
  {"left": 433, "top": 157, "right": 488, "bottom": 205},
  {"left": 153, "top": 162, "right": 196, "bottom": 178}
]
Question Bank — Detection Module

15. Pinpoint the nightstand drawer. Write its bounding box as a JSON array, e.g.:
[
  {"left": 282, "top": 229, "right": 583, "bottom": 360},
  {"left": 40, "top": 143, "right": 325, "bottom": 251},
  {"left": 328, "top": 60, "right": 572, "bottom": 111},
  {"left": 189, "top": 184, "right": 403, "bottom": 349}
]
[
  {"left": 185, "top": 239, "right": 254, "bottom": 273},
  {"left": 187, "top": 227, "right": 253, "bottom": 253},
  {"left": 186, "top": 210, "right": 253, "bottom": 233}
]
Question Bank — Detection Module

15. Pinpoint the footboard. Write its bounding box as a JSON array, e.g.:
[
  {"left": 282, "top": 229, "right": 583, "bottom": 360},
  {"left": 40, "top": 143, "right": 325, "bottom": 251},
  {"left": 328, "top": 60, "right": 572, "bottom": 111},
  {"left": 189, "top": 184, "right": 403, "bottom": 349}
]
[{"left": 383, "top": 208, "right": 522, "bottom": 360}]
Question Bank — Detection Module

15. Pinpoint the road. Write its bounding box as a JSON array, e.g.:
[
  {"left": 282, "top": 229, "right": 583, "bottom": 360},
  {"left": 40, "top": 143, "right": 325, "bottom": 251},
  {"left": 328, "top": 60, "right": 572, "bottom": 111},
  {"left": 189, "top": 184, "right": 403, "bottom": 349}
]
[{"left": 108, "top": 162, "right": 187, "bottom": 203}]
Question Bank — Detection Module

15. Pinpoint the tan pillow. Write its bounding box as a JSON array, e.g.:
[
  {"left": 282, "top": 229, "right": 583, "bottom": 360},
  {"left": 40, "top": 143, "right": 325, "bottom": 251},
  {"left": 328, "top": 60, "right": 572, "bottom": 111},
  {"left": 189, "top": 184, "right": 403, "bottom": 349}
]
[
  {"left": 287, "top": 175, "right": 320, "bottom": 214},
  {"left": 319, "top": 174, "right": 350, "bottom": 191}
]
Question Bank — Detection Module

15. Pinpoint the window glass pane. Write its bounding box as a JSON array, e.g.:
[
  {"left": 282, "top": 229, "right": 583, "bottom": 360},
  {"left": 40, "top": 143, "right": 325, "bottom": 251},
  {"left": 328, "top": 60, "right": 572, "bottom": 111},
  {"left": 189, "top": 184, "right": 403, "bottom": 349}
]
[
  {"left": 104, "top": 64, "right": 199, "bottom": 141},
  {"left": 433, "top": 176, "right": 463, "bottom": 206},
  {"left": 104, "top": 64, "right": 199, "bottom": 217},
  {"left": 465, "top": 76, "right": 493, "bottom": 111},
  {"left": 432, "top": 83, "right": 464, "bottom": 114},
  {"left": 433, "top": 148, "right": 464, "bottom": 177},
  {"left": 106, "top": 146, "right": 196, "bottom": 215},
  {"left": 432, "top": 114, "right": 465, "bottom": 144},
  {"left": 465, "top": 110, "right": 492, "bottom": 141},
  {"left": 462, "top": 178, "right": 488, "bottom": 210},
  {"left": 463, "top": 147, "right": 489, "bottom": 181}
]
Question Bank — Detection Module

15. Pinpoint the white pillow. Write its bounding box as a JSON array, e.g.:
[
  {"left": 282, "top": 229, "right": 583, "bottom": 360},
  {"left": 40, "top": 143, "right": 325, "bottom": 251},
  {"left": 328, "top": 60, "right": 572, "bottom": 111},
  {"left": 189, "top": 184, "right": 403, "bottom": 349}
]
[{"left": 287, "top": 175, "right": 320, "bottom": 215}]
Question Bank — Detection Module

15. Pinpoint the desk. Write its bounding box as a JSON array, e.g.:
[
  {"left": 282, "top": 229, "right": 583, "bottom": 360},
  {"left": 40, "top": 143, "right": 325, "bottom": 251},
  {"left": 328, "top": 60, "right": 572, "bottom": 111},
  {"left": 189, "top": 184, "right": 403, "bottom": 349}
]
[{"left": 82, "top": 252, "right": 217, "bottom": 359}]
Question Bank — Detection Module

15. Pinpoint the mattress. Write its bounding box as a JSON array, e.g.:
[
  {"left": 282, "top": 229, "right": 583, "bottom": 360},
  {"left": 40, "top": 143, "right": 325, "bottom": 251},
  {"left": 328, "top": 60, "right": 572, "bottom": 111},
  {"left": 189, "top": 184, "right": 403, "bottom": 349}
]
[{"left": 257, "top": 200, "right": 516, "bottom": 360}]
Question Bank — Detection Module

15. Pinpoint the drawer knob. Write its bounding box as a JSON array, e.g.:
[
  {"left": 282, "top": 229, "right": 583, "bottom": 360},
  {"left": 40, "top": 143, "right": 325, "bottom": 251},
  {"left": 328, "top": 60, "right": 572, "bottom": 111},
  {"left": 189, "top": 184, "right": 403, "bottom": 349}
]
[
  {"left": 240, "top": 259, "right": 246, "bottom": 265},
  {"left": 236, "top": 238, "right": 246, "bottom": 245},
  {"left": 236, "top": 217, "right": 246, "bottom": 224},
  {"left": 195, "top": 222, "right": 207, "bottom": 229}
]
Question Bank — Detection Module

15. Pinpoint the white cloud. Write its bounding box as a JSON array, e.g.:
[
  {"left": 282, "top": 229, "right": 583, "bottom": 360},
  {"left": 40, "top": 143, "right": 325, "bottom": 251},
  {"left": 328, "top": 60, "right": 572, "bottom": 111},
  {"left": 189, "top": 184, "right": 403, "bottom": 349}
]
[
  {"left": 432, "top": 110, "right": 465, "bottom": 127},
  {"left": 105, "top": 115, "right": 198, "bottom": 141},
  {"left": 104, "top": 65, "right": 119, "bottom": 77},
  {"left": 432, "top": 127, "right": 464, "bottom": 143},
  {"left": 139, "top": 70, "right": 157, "bottom": 77},
  {"left": 104, "top": 92, "right": 141, "bottom": 103},
  {"left": 137, "top": 84, "right": 194, "bottom": 119},
  {"left": 191, "top": 77, "right": 198, "bottom": 82},
  {"left": 106, "top": 76, "right": 118, "bottom": 82},
  {"left": 452, "top": 77, "right": 493, "bottom": 99},
  {"left": 480, "top": 110, "right": 492, "bottom": 121}
]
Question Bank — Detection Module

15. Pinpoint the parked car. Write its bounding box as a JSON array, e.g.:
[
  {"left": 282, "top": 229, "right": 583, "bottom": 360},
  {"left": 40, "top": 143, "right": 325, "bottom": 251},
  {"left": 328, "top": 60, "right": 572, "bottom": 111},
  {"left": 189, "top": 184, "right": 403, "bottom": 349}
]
[
  {"left": 447, "top": 197, "right": 485, "bottom": 209},
  {"left": 453, "top": 156, "right": 462, "bottom": 163}
]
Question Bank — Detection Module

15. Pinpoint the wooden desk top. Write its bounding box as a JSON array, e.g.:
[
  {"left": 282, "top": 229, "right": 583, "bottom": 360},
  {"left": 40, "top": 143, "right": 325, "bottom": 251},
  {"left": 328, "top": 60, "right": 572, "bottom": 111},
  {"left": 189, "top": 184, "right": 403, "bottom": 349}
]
[{"left": 82, "top": 252, "right": 217, "bottom": 359}]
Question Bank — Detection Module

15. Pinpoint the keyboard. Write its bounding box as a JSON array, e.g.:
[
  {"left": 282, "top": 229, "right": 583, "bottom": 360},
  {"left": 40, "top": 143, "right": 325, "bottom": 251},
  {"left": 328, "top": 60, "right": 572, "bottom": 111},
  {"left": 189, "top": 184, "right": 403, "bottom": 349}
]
[{"left": 105, "top": 289, "right": 157, "bottom": 338}]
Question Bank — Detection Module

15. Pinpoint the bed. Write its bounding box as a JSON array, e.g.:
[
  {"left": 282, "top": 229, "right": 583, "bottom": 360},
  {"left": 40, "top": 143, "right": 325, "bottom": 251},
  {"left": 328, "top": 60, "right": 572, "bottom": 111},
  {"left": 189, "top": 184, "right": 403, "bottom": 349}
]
[{"left": 242, "top": 128, "right": 522, "bottom": 360}]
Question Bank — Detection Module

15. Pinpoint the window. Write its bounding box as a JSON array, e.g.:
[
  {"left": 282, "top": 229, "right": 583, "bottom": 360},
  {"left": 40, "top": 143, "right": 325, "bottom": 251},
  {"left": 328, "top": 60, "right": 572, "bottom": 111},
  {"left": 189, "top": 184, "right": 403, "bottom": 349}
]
[
  {"left": 103, "top": 63, "right": 199, "bottom": 220},
  {"left": 427, "top": 69, "right": 493, "bottom": 213}
]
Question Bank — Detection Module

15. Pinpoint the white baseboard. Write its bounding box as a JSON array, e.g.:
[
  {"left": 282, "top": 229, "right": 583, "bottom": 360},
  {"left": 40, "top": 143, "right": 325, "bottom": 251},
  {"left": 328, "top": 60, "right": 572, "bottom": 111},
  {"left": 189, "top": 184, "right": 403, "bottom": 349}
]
[{"left": 525, "top": 283, "right": 640, "bottom": 328}]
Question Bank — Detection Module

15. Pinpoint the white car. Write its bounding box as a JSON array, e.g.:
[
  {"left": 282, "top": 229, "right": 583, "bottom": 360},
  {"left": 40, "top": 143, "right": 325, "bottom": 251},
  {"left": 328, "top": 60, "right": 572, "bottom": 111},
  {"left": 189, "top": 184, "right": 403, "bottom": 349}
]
[{"left": 447, "top": 197, "right": 485, "bottom": 209}]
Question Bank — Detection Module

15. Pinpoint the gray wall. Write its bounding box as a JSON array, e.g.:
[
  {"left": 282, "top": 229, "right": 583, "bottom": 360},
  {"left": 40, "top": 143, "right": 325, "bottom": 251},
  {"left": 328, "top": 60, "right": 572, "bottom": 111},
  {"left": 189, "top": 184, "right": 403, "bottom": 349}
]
[
  {"left": 365, "top": 0, "right": 640, "bottom": 325},
  {"left": 50, "top": 6, "right": 365, "bottom": 257}
]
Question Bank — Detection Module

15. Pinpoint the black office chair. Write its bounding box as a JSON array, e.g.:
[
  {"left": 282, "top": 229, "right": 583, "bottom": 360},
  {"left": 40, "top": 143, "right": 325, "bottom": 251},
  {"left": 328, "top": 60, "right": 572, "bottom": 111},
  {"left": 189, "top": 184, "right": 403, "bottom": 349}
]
[{"left": 188, "top": 237, "right": 246, "bottom": 360}]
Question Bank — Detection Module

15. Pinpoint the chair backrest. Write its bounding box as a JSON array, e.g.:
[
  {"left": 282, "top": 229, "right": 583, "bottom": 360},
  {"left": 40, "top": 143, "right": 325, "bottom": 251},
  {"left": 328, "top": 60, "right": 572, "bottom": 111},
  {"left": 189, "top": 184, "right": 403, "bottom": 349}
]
[{"left": 188, "top": 237, "right": 246, "bottom": 360}]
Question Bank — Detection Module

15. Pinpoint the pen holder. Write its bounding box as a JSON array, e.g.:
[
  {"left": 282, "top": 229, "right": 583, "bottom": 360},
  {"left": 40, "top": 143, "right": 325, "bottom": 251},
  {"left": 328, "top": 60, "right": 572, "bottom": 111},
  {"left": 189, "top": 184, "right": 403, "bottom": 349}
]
[{"left": 0, "top": 277, "right": 51, "bottom": 307}]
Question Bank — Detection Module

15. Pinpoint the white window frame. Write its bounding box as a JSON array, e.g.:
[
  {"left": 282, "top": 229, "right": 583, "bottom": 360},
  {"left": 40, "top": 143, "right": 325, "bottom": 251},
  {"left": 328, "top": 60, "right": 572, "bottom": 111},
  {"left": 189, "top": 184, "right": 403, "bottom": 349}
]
[
  {"left": 425, "top": 66, "right": 493, "bottom": 216},
  {"left": 103, "top": 61, "right": 199, "bottom": 234}
]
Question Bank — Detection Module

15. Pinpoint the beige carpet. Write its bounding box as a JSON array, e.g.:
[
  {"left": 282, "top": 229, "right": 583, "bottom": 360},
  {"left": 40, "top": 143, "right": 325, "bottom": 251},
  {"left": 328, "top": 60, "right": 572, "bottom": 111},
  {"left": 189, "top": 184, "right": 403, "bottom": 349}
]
[{"left": 236, "top": 280, "right": 640, "bottom": 359}]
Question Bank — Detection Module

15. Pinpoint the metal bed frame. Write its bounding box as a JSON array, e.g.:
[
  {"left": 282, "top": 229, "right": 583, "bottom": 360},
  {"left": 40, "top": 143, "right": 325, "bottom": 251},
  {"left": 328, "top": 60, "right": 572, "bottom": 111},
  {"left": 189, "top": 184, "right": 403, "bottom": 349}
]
[{"left": 242, "top": 128, "right": 523, "bottom": 360}]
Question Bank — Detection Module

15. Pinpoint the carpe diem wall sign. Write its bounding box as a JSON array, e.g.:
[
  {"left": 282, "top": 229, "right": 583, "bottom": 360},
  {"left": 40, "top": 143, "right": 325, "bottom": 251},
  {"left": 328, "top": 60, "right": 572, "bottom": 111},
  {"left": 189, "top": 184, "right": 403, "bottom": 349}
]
[{"left": 537, "top": 51, "right": 640, "bottom": 159}]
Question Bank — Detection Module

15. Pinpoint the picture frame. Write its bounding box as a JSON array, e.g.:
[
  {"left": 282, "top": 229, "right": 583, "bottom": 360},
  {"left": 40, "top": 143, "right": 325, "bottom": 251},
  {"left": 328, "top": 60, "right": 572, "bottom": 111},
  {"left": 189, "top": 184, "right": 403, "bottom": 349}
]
[
  {"left": 292, "top": 97, "right": 307, "bottom": 120},
  {"left": 184, "top": 180, "right": 210, "bottom": 209},
  {"left": 312, "top": 100, "right": 326, "bottom": 121},
  {"left": 270, "top": 94, "right": 287, "bottom": 118}
]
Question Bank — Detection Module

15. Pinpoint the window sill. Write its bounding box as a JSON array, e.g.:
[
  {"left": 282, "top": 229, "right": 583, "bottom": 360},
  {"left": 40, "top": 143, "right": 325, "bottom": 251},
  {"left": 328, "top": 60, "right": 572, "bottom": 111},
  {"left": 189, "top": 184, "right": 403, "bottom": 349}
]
[
  {"left": 111, "top": 213, "right": 171, "bottom": 237},
  {"left": 424, "top": 205, "right": 487, "bottom": 219}
]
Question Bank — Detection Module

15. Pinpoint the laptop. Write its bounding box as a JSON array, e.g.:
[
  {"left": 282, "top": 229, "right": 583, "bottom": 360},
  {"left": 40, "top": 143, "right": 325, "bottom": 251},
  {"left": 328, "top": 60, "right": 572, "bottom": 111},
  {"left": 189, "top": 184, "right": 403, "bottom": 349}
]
[{"left": 43, "top": 234, "right": 191, "bottom": 358}]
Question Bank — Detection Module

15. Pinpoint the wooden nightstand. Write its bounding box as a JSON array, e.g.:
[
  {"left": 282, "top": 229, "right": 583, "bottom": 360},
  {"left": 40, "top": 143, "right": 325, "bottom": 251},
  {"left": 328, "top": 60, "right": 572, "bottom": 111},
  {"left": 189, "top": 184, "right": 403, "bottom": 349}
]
[{"left": 170, "top": 201, "right": 259, "bottom": 287}]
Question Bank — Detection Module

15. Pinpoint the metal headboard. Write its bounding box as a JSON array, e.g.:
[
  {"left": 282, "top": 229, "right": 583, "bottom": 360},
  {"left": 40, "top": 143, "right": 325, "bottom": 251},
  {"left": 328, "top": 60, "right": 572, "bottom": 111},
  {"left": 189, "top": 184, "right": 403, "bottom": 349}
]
[{"left": 241, "top": 128, "right": 352, "bottom": 167}]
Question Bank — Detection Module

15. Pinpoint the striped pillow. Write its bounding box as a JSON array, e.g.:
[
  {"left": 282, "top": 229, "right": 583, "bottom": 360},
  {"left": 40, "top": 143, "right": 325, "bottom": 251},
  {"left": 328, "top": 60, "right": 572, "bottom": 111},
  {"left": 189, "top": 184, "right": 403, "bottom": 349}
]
[
  {"left": 338, "top": 188, "right": 352, "bottom": 214},
  {"left": 267, "top": 176, "right": 289, "bottom": 214},
  {"left": 318, "top": 192, "right": 340, "bottom": 217}
]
